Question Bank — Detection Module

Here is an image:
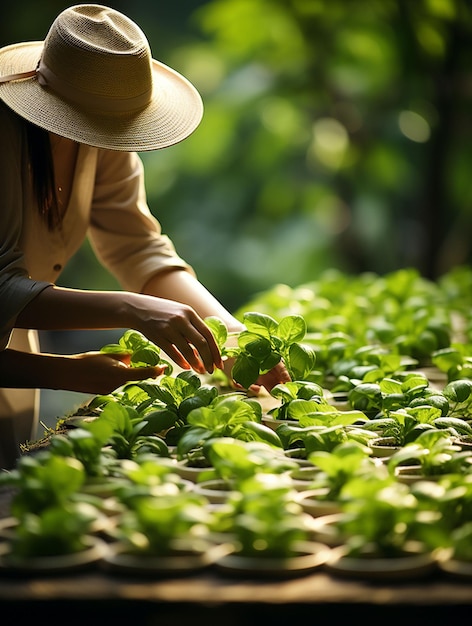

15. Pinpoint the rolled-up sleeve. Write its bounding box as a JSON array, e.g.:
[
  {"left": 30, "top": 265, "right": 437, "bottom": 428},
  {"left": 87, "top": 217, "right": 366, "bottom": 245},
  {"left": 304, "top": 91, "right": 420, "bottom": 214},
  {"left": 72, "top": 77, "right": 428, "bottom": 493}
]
[
  {"left": 0, "top": 106, "right": 52, "bottom": 350},
  {"left": 88, "top": 150, "right": 193, "bottom": 293}
]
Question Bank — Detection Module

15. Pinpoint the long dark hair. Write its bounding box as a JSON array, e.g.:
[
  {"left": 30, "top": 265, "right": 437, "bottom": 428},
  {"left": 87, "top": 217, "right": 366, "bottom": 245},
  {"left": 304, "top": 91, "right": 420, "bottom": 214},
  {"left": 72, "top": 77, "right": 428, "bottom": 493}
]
[{"left": 25, "top": 121, "right": 62, "bottom": 230}]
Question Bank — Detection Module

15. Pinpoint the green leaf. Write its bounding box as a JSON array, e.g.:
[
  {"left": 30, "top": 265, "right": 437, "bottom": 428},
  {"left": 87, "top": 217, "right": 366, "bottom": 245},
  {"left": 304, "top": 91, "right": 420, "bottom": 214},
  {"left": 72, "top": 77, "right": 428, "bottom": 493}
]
[
  {"left": 432, "top": 348, "right": 463, "bottom": 371},
  {"left": 242, "top": 312, "right": 279, "bottom": 338},
  {"left": 444, "top": 379, "right": 472, "bottom": 403},
  {"left": 205, "top": 316, "right": 228, "bottom": 349},
  {"left": 379, "top": 378, "right": 402, "bottom": 394},
  {"left": 177, "top": 426, "right": 213, "bottom": 457},
  {"left": 232, "top": 354, "right": 260, "bottom": 388},
  {"left": 141, "top": 408, "right": 179, "bottom": 434},
  {"left": 286, "top": 342, "right": 316, "bottom": 379},
  {"left": 277, "top": 315, "right": 306, "bottom": 343},
  {"left": 101, "top": 330, "right": 161, "bottom": 368},
  {"left": 242, "top": 336, "right": 273, "bottom": 360},
  {"left": 100, "top": 342, "right": 129, "bottom": 355},
  {"left": 130, "top": 347, "right": 161, "bottom": 367},
  {"left": 236, "top": 421, "right": 283, "bottom": 447},
  {"left": 179, "top": 386, "right": 219, "bottom": 419}
]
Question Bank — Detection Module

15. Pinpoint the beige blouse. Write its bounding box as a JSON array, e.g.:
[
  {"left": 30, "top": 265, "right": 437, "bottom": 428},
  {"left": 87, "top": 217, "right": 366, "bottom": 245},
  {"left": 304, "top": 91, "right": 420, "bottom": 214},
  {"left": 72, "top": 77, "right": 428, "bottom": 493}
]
[
  {"left": 0, "top": 102, "right": 191, "bottom": 351},
  {"left": 0, "top": 102, "right": 191, "bottom": 466}
]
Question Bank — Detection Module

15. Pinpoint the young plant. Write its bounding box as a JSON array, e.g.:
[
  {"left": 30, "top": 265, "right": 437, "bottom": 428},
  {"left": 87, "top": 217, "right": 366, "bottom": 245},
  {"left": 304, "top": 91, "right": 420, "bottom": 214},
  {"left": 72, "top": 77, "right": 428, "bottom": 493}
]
[
  {"left": 276, "top": 404, "right": 374, "bottom": 454},
  {"left": 114, "top": 456, "right": 191, "bottom": 501},
  {"left": 118, "top": 371, "right": 220, "bottom": 446},
  {"left": 0, "top": 452, "right": 104, "bottom": 558},
  {"left": 48, "top": 427, "right": 119, "bottom": 478},
  {"left": 347, "top": 372, "right": 438, "bottom": 418},
  {"left": 176, "top": 394, "right": 282, "bottom": 460},
  {"left": 432, "top": 344, "right": 472, "bottom": 382},
  {"left": 409, "top": 474, "right": 472, "bottom": 552},
  {"left": 101, "top": 329, "right": 172, "bottom": 371},
  {"left": 200, "top": 437, "right": 298, "bottom": 484},
  {"left": 5, "top": 502, "right": 102, "bottom": 558},
  {"left": 306, "top": 440, "right": 380, "bottom": 501},
  {"left": 112, "top": 489, "right": 213, "bottom": 556},
  {"left": 80, "top": 400, "right": 170, "bottom": 459},
  {"left": 268, "top": 380, "right": 326, "bottom": 421},
  {"left": 2, "top": 452, "right": 88, "bottom": 516},
  {"left": 362, "top": 405, "right": 445, "bottom": 447},
  {"left": 441, "top": 379, "right": 472, "bottom": 418},
  {"left": 206, "top": 313, "right": 316, "bottom": 389},
  {"left": 336, "top": 473, "right": 425, "bottom": 557},
  {"left": 331, "top": 346, "right": 418, "bottom": 393},
  {"left": 388, "top": 429, "right": 472, "bottom": 477},
  {"left": 211, "top": 473, "right": 310, "bottom": 558}
]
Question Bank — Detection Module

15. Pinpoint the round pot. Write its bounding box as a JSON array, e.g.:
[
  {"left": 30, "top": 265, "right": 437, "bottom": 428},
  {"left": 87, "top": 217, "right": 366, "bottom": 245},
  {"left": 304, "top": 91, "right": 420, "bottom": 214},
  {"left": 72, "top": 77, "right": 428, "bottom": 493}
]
[
  {"left": 435, "top": 548, "right": 472, "bottom": 581},
  {"left": 369, "top": 437, "right": 402, "bottom": 459},
  {"left": 325, "top": 542, "right": 436, "bottom": 581},
  {"left": 102, "top": 537, "right": 232, "bottom": 576},
  {"left": 0, "top": 516, "right": 17, "bottom": 541},
  {"left": 394, "top": 465, "right": 443, "bottom": 484},
  {"left": 284, "top": 447, "right": 312, "bottom": 467},
  {"left": 192, "top": 479, "right": 236, "bottom": 504},
  {"left": 306, "top": 513, "right": 349, "bottom": 547},
  {"left": 288, "top": 466, "right": 323, "bottom": 490},
  {"left": 0, "top": 535, "right": 108, "bottom": 574},
  {"left": 172, "top": 459, "right": 213, "bottom": 482},
  {"left": 214, "top": 540, "right": 331, "bottom": 578},
  {"left": 296, "top": 488, "right": 342, "bottom": 517}
]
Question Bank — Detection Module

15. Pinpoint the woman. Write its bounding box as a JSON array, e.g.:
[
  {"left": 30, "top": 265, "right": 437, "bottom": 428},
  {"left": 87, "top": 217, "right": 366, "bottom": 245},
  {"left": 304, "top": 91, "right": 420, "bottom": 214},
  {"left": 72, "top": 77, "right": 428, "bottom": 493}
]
[{"left": 0, "top": 5, "right": 289, "bottom": 468}]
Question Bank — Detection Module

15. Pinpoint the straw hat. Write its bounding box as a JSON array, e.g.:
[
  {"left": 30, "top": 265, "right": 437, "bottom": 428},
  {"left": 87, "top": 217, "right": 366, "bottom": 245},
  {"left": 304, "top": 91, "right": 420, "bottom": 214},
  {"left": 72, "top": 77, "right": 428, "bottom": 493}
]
[{"left": 0, "top": 4, "right": 203, "bottom": 151}]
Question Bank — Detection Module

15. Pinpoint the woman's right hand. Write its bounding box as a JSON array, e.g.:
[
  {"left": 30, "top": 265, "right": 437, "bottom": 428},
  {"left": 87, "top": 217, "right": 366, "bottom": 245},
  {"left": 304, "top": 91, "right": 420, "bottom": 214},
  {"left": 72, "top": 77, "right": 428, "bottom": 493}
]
[{"left": 130, "top": 294, "right": 224, "bottom": 375}]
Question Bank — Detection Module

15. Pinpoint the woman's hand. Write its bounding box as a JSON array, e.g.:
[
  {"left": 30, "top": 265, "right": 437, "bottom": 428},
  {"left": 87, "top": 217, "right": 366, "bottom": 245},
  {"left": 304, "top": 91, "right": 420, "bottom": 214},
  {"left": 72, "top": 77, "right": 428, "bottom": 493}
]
[
  {"left": 131, "top": 294, "right": 225, "bottom": 375},
  {"left": 251, "top": 360, "right": 291, "bottom": 394},
  {"left": 65, "top": 352, "right": 167, "bottom": 394},
  {"left": 222, "top": 355, "right": 291, "bottom": 395},
  {"left": 0, "top": 349, "right": 166, "bottom": 394}
]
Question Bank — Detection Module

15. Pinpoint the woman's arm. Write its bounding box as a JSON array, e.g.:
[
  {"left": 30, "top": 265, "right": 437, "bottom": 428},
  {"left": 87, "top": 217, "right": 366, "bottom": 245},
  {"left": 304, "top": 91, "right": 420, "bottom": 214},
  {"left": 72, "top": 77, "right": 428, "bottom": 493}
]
[
  {"left": 14, "top": 281, "right": 224, "bottom": 375},
  {"left": 141, "top": 269, "right": 246, "bottom": 333},
  {"left": 14, "top": 271, "right": 290, "bottom": 392},
  {"left": 0, "top": 348, "right": 165, "bottom": 394}
]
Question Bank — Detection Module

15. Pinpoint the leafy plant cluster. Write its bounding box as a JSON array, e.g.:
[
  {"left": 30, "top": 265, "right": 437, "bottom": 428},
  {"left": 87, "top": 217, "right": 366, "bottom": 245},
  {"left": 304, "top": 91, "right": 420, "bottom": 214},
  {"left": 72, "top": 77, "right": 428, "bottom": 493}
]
[
  {"left": 3, "top": 265, "right": 472, "bottom": 573},
  {"left": 236, "top": 267, "right": 471, "bottom": 385}
]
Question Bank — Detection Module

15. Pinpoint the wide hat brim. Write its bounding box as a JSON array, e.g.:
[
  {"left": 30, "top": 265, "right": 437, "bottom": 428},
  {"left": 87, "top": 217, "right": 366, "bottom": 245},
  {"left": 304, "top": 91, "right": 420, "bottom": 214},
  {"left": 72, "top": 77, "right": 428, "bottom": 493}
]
[{"left": 0, "top": 41, "right": 204, "bottom": 151}]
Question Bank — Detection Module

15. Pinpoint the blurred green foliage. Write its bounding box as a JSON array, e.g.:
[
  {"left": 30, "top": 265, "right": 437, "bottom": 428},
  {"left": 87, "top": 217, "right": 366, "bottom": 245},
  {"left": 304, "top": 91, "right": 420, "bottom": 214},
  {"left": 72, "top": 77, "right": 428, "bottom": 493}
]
[{"left": 2, "top": 0, "right": 472, "bottom": 312}]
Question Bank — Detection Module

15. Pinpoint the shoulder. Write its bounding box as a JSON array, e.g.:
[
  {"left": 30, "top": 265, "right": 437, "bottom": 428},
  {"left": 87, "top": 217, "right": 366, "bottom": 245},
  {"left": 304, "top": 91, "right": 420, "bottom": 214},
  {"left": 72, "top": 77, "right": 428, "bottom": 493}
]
[{"left": 96, "top": 148, "right": 143, "bottom": 179}]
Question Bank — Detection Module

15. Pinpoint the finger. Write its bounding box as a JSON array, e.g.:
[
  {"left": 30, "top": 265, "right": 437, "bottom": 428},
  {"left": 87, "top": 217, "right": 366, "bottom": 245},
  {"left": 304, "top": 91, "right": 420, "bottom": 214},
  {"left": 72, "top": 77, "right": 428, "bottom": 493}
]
[
  {"left": 161, "top": 323, "right": 221, "bottom": 374},
  {"left": 248, "top": 384, "right": 262, "bottom": 396},
  {"left": 189, "top": 319, "right": 224, "bottom": 371},
  {"left": 165, "top": 311, "right": 223, "bottom": 372},
  {"left": 156, "top": 336, "right": 204, "bottom": 373}
]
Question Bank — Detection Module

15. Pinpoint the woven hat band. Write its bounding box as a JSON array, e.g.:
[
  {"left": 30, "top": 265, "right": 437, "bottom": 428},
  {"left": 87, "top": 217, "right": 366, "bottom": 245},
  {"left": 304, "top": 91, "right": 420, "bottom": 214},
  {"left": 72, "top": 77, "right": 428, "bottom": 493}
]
[
  {"left": 36, "top": 57, "right": 152, "bottom": 113},
  {"left": 0, "top": 70, "right": 37, "bottom": 84}
]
